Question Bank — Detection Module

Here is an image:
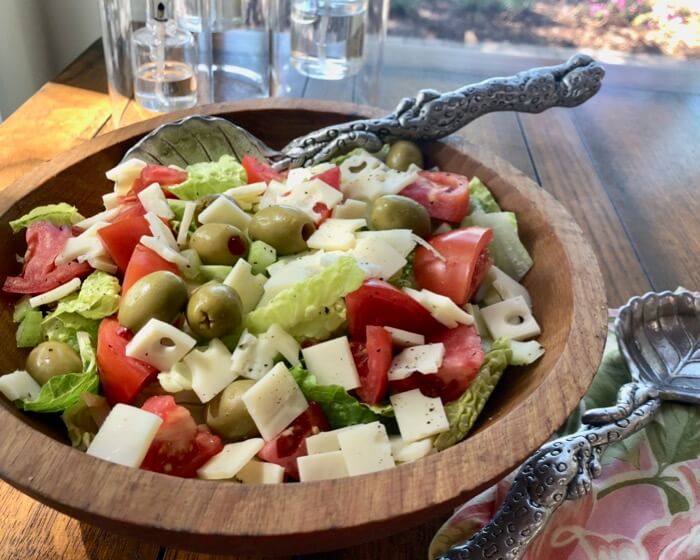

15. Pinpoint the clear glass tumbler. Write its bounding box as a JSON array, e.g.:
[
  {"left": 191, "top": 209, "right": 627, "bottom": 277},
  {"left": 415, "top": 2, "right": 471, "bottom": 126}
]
[{"left": 99, "top": 0, "right": 134, "bottom": 126}]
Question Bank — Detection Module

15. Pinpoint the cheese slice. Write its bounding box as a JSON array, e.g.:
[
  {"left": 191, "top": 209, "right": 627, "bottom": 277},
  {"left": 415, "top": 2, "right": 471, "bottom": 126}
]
[
  {"left": 184, "top": 339, "right": 234, "bottom": 403},
  {"left": 140, "top": 236, "right": 189, "bottom": 268},
  {"left": 389, "top": 436, "right": 435, "bottom": 463},
  {"left": 276, "top": 178, "right": 343, "bottom": 221},
  {"left": 403, "top": 288, "right": 474, "bottom": 328},
  {"left": 356, "top": 230, "right": 416, "bottom": 258},
  {"left": 387, "top": 343, "right": 445, "bottom": 381},
  {"left": 286, "top": 163, "right": 335, "bottom": 187},
  {"left": 138, "top": 183, "right": 175, "bottom": 219},
  {"left": 106, "top": 159, "right": 147, "bottom": 196},
  {"left": 56, "top": 222, "right": 110, "bottom": 265},
  {"left": 352, "top": 236, "right": 406, "bottom": 280},
  {"left": 198, "top": 195, "right": 251, "bottom": 231},
  {"left": 301, "top": 336, "right": 360, "bottom": 390},
  {"left": 305, "top": 427, "right": 348, "bottom": 455},
  {"left": 125, "top": 319, "right": 197, "bottom": 371},
  {"left": 87, "top": 255, "right": 118, "bottom": 274},
  {"left": 145, "top": 212, "right": 178, "bottom": 250},
  {"left": 298, "top": 451, "right": 350, "bottom": 482},
  {"left": 487, "top": 265, "right": 532, "bottom": 308},
  {"left": 264, "top": 324, "right": 301, "bottom": 367},
  {"left": 339, "top": 153, "right": 418, "bottom": 201},
  {"left": 337, "top": 422, "right": 395, "bottom": 476},
  {"left": 223, "top": 260, "right": 265, "bottom": 313},
  {"left": 480, "top": 296, "right": 541, "bottom": 341},
  {"left": 242, "top": 362, "right": 308, "bottom": 441},
  {"left": 29, "top": 278, "right": 81, "bottom": 308},
  {"left": 231, "top": 330, "right": 279, "bottom": 381},
  {"left": 235, "top": 459, "right": 285, "bottom": 484},
  {"left": 384, "top": 326, "right": 425, "bottom": 348},
  {"left": 177, "top": 201, "right": 197, "bottom": 247},
  {"left": 332, "top": 199, "right": 368, "bottom": 220},
  {"left": 75, "top": 208, "right": 120, "bottom": 230},
  {"left": 226, "top": 182, "right": 266, "bottom": 211},
  {"left": 86, "top": 404, "right": 163, "bottom": 467},
  {"left": 102, "top": 192, "right": 121, "bottom": 210},
  {"left": 197, "top": 439, "right": 265, "bottom": 480},
  {"left": 390, "top": 389, "right": 449, "bottom": 443},
  {"left": 258, "top": 179, "right": 287, "bottom": 209},
  {"left": 307, "top": 218, "right": 366, "bottom": 251},
  {"left": 0, "top": 370, "right": 41, "bottom": 401}
]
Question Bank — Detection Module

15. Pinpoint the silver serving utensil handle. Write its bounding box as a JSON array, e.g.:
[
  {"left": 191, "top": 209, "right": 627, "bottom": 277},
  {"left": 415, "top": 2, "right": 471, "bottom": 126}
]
[
  {"left": 274, "top": 54, "right": 604, "bottom": 169},
  {"left": 438, "top": 291, "right": 700, "bottom": 560}
]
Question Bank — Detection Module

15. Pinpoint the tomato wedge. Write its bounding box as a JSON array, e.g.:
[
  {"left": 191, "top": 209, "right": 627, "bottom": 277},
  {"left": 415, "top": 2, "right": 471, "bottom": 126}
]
[
  {"left": 97, "top": 215, "right": 152, "bottom": 272},
  {"left": 312, "top": 166, "right": 341, "bottom": 189},
  {"left": 96, "top": 317, "right": 159, "bottom": 405},
  {"left": 414, "top": 227, "right": 494, "bottom": 305},
  {"left": 140, "top": 395, "right": 223, "bottom": 478},
  {"left": 122, "top": 243, "right": 180, "bottom": 294},
  {"left": 257, "top": 403, "right": 329, "bottom": 480},
  {"left": 242, "top": 155, "right": 284, "bottom": 184},
  {"left": 399, "top": 170, "right": 470, "bottom": 223},
  {"left": 353, "top": 326, "right": 392, "bottom": 405},
  {"left": 345, "top": 279, "right": 442, "bottom": 341},
  {"left": 390, "top": 324, "right": 484, "bottom": 402},
  {"left": 3, "top": 222, "right": 92, "bottom": 294},
  {"left": 131, "top": 164, "right": 187, "bottom": 196}
]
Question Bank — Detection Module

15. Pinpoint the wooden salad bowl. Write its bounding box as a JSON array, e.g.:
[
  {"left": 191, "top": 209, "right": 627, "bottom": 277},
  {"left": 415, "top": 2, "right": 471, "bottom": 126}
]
[{"left": 0, "top": 99, "right": 607, "bottom": 555}]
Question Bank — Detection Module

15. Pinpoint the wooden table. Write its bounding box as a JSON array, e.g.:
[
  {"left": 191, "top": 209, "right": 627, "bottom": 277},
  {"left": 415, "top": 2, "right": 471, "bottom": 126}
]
[{"left": 1, "top": 38, "right": 698, "bottom": 559}]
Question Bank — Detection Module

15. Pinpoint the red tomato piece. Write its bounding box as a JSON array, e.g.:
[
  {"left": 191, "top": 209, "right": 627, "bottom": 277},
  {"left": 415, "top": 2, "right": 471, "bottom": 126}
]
[
  {"left": 414, "top": 227, "right": 494, "bottom": 305},
  {"left": 3, "top": 222, "right": 92, "bottom": 294},
  {"left": 257, "top": 403, "right": 329, "bottom": 480},
  {"left": 97, "top": 215, "right": 152, "bottom": 272},
  {"left": 312, "top": 201, "right": 332, "bottom": 224},
  {"left": 355, "top": 326, "right": 392, "bottom": 405},
  {"left": 399, "top": 170, "right": 470, "bottom": 223},
  {"left": 241, "top": 155, "right": 284, "bottom": 184},
  {"left": 140, "top": 395, "right": 224, "bottom": 478},
  {"left": 345, "top": 279, "right": 442, "bottom": 341},
  {"left": 96, "top": 317, "right": 159, "bottom": 405},
  {"left": 131, "top": 164, "right": 187, "bottom": 196},
  {"left": 312, "top": 166, "right": 341, "bottom": 189},
  {"left": 122, "top": 243, "right": 180, "bottom": 295}
]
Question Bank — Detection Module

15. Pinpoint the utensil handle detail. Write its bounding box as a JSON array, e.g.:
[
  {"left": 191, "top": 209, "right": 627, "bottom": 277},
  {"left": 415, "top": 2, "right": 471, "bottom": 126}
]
[
  {"left": 277, "top": 54, "right": 604, "bottom": 168},
  {"left": 438, "top": 384, "right": 660, "bottom": 560}
]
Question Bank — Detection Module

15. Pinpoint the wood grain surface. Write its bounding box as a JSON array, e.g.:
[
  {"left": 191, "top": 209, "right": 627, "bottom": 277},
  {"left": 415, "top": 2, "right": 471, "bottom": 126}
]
[{"left": 0, "top": 38, "right": 697, "bottom": 559}]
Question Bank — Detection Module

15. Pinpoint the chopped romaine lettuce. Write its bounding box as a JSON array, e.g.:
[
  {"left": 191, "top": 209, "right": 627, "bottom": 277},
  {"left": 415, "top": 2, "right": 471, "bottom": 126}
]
[
  {"left": 245, "top": 256, "right": 364, "bottom": 341},
  {"left": 434, "top": 338, "right": 512, "bottom": 451},
  {"left": 16, "top": 310, "right": 43, "bottom": 348},
  {"left": 9, "top": 203, "right": 84, "bottom": 232},
  {"left": 62, "top": 393, "right": 110, "bottom": 450},
  {"left": 169, "top": 155, "right": 247, "bottom": 200},
  {"left": 248, "top": 240, "right": 277, "bottom": 275},
  {"left": 12, "top": 297, "right": 32, "bottom": 323},
  {"left": 468, "top": 177, "right": 501, "bottom": 214},
  {"left": 43, "top": 313, "right": 99, "bottom": 352},
  {"left": 45, "top": 271, "right": 120, "bottom": 322},
  {"left": 199, "top": 265, "right": 233, "bottom": 282},
  {"left": 463, "top": 212, "right": 533, "bottom": 281},
  {"left": 290, "top": 366, "right": 392, "bottom": 429},
  {"left": 388, "top": 251, "right": 416, "bottom": 289}
]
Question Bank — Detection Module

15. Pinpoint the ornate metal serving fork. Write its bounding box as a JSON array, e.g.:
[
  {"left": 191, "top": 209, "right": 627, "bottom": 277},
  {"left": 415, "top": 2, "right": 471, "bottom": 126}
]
[{"left": 439, "top": 291, "right": 700, "bottom": 560}]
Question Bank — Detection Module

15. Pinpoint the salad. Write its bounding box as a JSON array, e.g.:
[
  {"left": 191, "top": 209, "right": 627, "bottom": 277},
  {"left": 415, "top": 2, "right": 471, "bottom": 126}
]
[{"left": 0, "top": 139, "right": 544, "bottom": 483}]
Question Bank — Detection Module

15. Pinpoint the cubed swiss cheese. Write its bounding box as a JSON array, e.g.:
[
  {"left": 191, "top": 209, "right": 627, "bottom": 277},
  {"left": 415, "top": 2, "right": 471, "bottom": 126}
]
[
  {"left": 387, "top": 343, "right": 446, "bottom": 381},
  {"left": 332, "top": 199, "right": 368, "bottom": 220},
  {"left": 356, "top": 230, "right": 416, "bottom": 258},
  {"left": 301, "top": 336, "right": 360, "bottom": 390},
  {"left": 307, "top": 218, "right": 366, "bottom": 251},
  {"left": 106, "top": 159, "right": 147, "bottom": 196},
  {"left": 125, "top": 319, "right": 197, "bottom": 371},
  {"left": 480, "top": 296, "right": 541, "bottom": 341},
  {"left": 286, "top": 163, "right": 335, "bottom": 187},
  {"left": 231, "top": 331, "right": 278, "bottom": 380},
  {"left": 184, "top": 338, "right": 233, "bottom": 403},
  {"left": 226, "top": 182, "right": 266, "bottom": 211},
  {"left": 56, "top": 222, "right": 110, "bottom": 265},
  {"left": 197, "top": 439, "right": 264, "bottom": 480},
  {"left": 223, "top": 259, "right": 265, "bottom": 313},
  {"left": 305, "top": 427, "right": 348, "bottom": 455},
  {"left": 337, "top": 422, "right": 395, "bottom": 476},
  {"left": 241, "top": 362, "right": 308, "bottom": 440},
  {"left": 389, "top": 435, "right": 435, "bottom": 463},
  {"left": 403, "top": 288, "right": 474, "bottom": 328},
  {"left": 198, "top": 195, "right": 251, "bottom": 231},
  {"left": 0, "top": 370, "right": 41, "bottom": 401},
  {"left": 138, "top": 183, "right": 174, "bottom": 219},
  {"left": 298, "top": 451, "right": 349, "bottom": 482},
  {"left": 276, "top": 178, "right": 343, "bottom": 221},
  {"left": 339, "top": 153, "right": 418, "bottom": 201},
  {"left": 384, "top": 326, "right": 425, "bottom": 348},
  {"left": 487, "top": 266, "right": 532, "bottom": 308},
  {"left": 235, "top": 459, "right": 285, "bottom": 484},
  {"left": 390, "top": 389, "right": 449, "bottom": 443},
  {"left": 352, "top": 236, "right": 406, "bottom": 280},
  {"left": 86, "top": 404, "right": 163, "bottom": 467}
]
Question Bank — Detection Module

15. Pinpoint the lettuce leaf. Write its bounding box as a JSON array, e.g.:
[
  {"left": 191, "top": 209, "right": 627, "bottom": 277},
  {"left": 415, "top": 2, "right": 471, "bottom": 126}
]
[
  {"left": 468, "top": 177, "right": 501, "bottom": 214},
  {"left": 45, "top": 271, "right": 120, "bottom": 322},
  {"left": 62, "top": 393, "right": 110, "bottom": 450},
  {"left": 43, "top": 313, "right": 99, "bottom": 352},
  {"left": 16, "top": 310, "right": 43, "bottom": 348},
  {"left": 290, "top": 366, "right": 392, "bottom": 429},
  {"left": 9, "top": 203, "right": 84, "bottom": 232},
  {"left": 245, "top": 256, "right": 365, "bottom": 341},
  {"left": 434, "top": 338, "right": 512, "bottom": 451},
  {"left": 388, "top": 251, "right": 416, "bottom": 289},
  {"left": 169, "top": 155, "right": 247, "bottom": 200}
]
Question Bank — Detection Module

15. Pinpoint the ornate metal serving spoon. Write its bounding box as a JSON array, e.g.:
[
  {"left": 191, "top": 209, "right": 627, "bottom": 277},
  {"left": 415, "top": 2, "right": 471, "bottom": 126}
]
[
  {"left": 439, "top": 290, "right": 700, "bottom": 560},
  {"left": 125, "top": 54, "right": 604, "bottom": 170}
]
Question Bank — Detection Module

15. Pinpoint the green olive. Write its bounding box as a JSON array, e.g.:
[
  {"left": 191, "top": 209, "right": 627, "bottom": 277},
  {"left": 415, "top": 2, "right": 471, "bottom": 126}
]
[
  {"left": 370, "top": 194, "right": 432, "bottom": 238},
  {"left": 118, "top": 271, "right": 188, "bottom": 333},
  {"left": 186, "top": 282, "right": 242, "bottom": 339},
  {"left": 206, "top": 379, "right": 259, "bottom": 441},
  {"left": 248, "top": 205, "right": 316, "bottom": 256},
  {"left": 26, "top": 341, "right": 82, "bottom": 385},
  {"left": 189, "top": 223, "right": 249, "bottom": 266},
  {"left": 385, "top": 140, "right": 424, "bottom": 172}
]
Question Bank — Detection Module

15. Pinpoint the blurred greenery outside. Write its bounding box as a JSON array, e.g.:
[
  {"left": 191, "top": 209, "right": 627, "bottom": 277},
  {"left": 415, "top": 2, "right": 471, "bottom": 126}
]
[{"left": 388, "top": 0, "right": 699, "bottom": 59}]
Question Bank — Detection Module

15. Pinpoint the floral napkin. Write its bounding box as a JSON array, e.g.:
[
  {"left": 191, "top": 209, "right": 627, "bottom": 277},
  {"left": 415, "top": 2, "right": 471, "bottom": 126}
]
[{"left": 430, "top": 309, "right": 700, "bottom": 560}]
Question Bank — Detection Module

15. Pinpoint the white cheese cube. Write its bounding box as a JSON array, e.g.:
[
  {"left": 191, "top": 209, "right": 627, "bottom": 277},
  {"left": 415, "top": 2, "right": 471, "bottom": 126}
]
[
  {"left": 302, "top": 336, "right": 360, "bottom": 390},
  {"left": 356, "top": 230, "right": 416, "bottom": 258},
  {"left": 488, "top": 266, "right": 532, "bottom": 308},
  {"left": 125, "top": 319, "right": 197, "bottom": 371},
  {"left": 198, "top": 195, "right": 251, "bottom": 231},
  {"left": 223, "top": 259, "right": 265, "bottom": 313},
  {"left": 226, "top": 182, "right": 266, "bottom": 211},
  {"left": 176, "top": 201, "right": 196, "bottom": 247},
  {"left": 332, "top": 199, "right": 368, "bottom": 220},
  {"left": 286, "top": 163, "right": 335, "bottom": 187},
  {"left": 390, "top": 389, "right": 449, "bottom": 443},
  {"left": 388, "top": 343, "right": 445, "bottom": 381},
  {"left": 384, "top": 327, "right": 425, "bottom": 348},
  {"left": 305, "top": 427, "right": 348, "bottom": 455},
  {"left": 0, "top": 370, "right": 41, "bottom": 401},
  {"left": 258, "top": 179, "right": 287, "bottom": 209},
  {"left": 339, "top": 153, "right": 418, "bottom": 201},
  {"left": 352, "top": 237, "right": 406, "bottom": 280},
  {"left": 264, "top": 324, "right": 301, "bottom": 366},
  {"left": 197, "top": 439, "right": 264, "bottom": 480},
  {"left": 86, "top": 404, "right": 163, "bottom": 467},
  {"left": 389, "top": 436, "right": 435, "bottom": 463},
  {"left": 480, "top": 296, "right": 541, "bottom": 341},
  {"left": 307, "top": 218, "right": 366, "bottom": 251},
  {"left": 145, "top": 212, "right": 178, "bottom": 250},
  {"left": 158, "top": 362, "right": 193, "bottom": 393},
  {"left": 138, "top": 183, "right": 175, "bottom": 219},
  {"left": 510, "top": 340, "right": 545, "bottom": 366},
  {"left": 184, "top": 339, "right": 234, "bottom": 403},
  {"left": 242, "top": 362, "right": 308, "bottom": 441},
  {"left": 337, "top": 422, "right": 395, "bottom": 476},
  {"left": 276, "top": 178, "right": 343, "bottom": 221},
  {"left": 106, "top": 158, "right": 147, "bottom": 196},
  {"left": 231, "top": 331, "right": 279, "bottom": 381},
  {"left": 403, "top": 288, "right": 474, "bottom": 328},
  {"left": 235, "top": 459, "right": 285, "bottom": 484},
  {"left": 298, "top": 451, "right": 349, "bottom": 482}
]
